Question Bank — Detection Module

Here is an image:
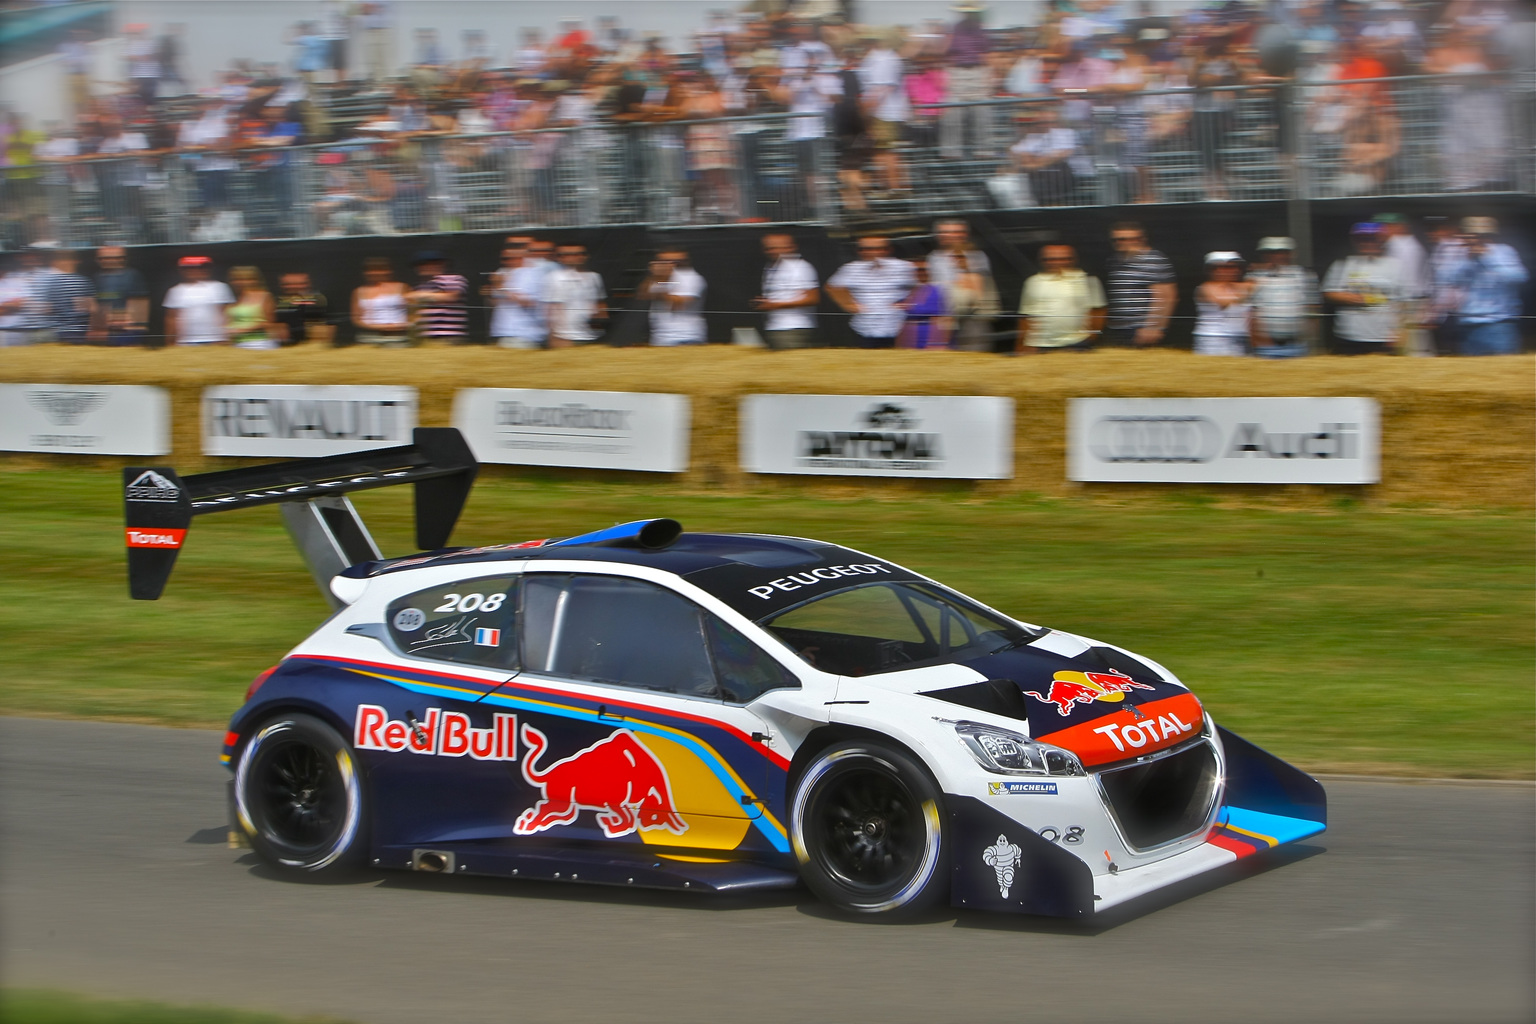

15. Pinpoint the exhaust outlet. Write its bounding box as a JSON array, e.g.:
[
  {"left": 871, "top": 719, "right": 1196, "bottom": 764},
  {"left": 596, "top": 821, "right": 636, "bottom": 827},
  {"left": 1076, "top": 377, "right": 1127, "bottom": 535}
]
[{"left": 411, "top": 849, "right": 454, "bottom": 874}]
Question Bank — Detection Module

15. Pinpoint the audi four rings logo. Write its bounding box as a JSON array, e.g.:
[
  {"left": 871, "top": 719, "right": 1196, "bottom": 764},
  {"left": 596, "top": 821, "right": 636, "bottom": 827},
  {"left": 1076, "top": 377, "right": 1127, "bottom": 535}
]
[{"left": 1089, "top": 416, "right": 1222, "bottom": 464}]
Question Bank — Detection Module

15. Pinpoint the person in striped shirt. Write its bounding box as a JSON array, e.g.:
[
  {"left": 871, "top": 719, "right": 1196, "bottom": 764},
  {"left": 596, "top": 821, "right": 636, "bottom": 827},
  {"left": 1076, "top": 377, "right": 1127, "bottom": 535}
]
[
  {"left": 1103, "top": 221, "right": 1177, "bottom": 348},
  {"left": 407, "top": 251, "right": 468, "bottom": 344}
]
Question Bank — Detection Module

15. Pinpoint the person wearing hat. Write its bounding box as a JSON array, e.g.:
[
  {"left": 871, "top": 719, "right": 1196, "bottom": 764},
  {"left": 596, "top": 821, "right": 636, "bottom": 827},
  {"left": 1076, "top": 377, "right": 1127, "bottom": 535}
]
[
  {"left": 163, "top": 256, "right": 234, "bottom": 346},
  {"left": 407, "top": 251, "right": 468, "bottom": 344},
  {"left": 1192, "top": 253, "right": 1253, "bottom": 357},
  {"left": 1249, "top": 237, "right": 1318, "bottom": 359},
  {"left": 1321, "top": 222, "right": 1410, "bottom": 355},
  {"left": 1376, "top": 213, "right": 1430, "bottom": 356},
  {"left": 1443, "top": 217, "right": 1528, "bottom": 356}
]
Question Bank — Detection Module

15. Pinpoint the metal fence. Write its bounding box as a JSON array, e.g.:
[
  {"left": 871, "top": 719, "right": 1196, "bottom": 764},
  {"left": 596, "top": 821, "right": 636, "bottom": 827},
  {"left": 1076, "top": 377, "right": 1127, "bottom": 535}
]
[{"left": 5, "top": 71, "right": 1529, "bottom": 249}]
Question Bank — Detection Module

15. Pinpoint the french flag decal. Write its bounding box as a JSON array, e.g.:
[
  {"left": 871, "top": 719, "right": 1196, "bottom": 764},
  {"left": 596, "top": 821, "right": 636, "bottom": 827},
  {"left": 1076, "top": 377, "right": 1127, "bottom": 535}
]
[{"left": 474, "top": 627, "right": 501, "bottom": 647}]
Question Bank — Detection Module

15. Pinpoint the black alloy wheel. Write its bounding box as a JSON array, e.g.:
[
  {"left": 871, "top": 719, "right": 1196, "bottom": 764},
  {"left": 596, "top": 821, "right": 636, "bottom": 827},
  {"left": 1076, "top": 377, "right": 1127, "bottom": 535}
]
[
  {"left": 235, "top": 713, "right": 365, "bottom": 873},
  {"left": 791, "top": 740, "right": 948, "bottom": 916}
]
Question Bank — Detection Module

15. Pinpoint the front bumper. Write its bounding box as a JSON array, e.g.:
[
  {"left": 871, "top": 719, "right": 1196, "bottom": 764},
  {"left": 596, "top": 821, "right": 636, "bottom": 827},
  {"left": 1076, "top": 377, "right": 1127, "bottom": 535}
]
[{"left": 948, "top": 726, "right": 1326, "bottom": 917}]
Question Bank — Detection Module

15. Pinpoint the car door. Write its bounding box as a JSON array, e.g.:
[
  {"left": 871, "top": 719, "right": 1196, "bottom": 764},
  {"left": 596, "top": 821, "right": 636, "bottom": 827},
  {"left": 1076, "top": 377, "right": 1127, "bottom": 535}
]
[
  {"left": 484, "top": 571, "right": 795, "bottom": 857},
  {"left": 360, "top": 572, "right": 526, "bottom": 848}
]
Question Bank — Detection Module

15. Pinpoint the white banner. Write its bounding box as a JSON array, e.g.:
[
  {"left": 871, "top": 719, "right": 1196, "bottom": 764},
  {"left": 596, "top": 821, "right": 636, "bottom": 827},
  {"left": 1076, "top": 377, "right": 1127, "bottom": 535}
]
[
  {"left": 452, "top": 389, "right": 690, "bottom": 473},
  {"left": 203, "top": 385, "right": 417, "bottom": 457},
  {"left": 1068, "top": 397, "right": 1380, "bottom": 484},
  {"left": 741, "top": 395, "right": 1014, "bottom": 479},
  {"left": 0, "top": 384, "right": 170, "bottom": 455}
]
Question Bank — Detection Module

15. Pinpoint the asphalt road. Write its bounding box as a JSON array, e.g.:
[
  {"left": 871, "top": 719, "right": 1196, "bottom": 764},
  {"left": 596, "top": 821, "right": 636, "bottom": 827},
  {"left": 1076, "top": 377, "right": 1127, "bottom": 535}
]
[{"left": 2, "top": 717, "right": 1531, "bottom": 1024}]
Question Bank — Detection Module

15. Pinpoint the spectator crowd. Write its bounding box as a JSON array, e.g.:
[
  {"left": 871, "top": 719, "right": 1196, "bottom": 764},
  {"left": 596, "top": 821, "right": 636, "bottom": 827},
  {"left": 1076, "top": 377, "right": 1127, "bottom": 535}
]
[
  {"left": 0, "top": 214, "right": 1524, "bottom": 356},
  {"left": 0, "top": 0, "right": 1528, "bottom": 246}
]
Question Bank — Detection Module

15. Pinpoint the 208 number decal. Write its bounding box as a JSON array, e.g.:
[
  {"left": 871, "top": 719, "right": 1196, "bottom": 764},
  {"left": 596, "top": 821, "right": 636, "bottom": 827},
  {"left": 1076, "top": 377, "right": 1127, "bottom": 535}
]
[{"left": 433, "top": 592, "right": 506, "bottom": 614}]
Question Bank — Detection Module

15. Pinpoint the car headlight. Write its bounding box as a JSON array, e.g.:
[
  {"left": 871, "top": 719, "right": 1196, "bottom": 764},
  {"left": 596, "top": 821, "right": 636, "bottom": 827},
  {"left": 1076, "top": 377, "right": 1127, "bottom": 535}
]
[{"left": 955, "top": 721, "right": 1084, "bottom": 777}]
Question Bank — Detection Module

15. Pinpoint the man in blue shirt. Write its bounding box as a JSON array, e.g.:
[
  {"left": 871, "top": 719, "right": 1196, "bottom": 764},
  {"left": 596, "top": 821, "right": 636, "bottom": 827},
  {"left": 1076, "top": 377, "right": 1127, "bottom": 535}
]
[{"left": 1446, "top": 217, "right": 1528, "bottom": 356}]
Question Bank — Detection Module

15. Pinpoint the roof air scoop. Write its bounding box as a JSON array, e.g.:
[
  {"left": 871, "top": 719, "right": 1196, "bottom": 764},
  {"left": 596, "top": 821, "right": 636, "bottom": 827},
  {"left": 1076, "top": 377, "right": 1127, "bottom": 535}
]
[{"left": 546, "top": 518, "right": 683, "bottom": 551}]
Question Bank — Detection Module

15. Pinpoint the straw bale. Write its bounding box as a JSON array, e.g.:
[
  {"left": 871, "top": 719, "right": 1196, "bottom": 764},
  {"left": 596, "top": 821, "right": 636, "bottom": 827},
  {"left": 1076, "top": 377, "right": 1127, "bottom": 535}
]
[{"left": 1, "top": 346, "right": 1530, "bottom": 509}]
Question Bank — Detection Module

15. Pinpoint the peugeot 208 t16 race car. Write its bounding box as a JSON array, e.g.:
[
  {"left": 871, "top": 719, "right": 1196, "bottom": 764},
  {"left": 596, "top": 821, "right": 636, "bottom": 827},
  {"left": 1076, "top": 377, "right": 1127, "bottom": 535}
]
[{"left": 126, "top": 434, "right": 1324, "bottom": 919}]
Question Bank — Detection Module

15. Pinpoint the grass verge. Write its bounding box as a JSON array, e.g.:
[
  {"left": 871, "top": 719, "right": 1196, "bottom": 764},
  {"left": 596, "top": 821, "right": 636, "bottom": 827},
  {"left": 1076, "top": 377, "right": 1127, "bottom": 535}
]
[
  {"left": 0, "top": 467, "right": 1529, "bottom": 778},
  {"left": 0, "top": 990, "right": 350, "bottom": 1024}
]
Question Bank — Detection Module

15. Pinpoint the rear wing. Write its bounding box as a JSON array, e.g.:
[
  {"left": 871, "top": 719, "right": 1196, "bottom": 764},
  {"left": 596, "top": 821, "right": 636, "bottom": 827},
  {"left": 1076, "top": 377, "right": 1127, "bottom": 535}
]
[{"left": 124, "top": 427, "right": 477, "bottom": 604}]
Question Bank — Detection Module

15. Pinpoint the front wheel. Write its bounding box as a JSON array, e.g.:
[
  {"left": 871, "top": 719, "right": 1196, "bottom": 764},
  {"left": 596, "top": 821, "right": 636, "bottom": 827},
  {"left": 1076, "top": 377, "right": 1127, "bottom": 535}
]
[
  {"left": 790, "top": 740, "right": 948, "bottom": 916},
  {"left": 234, "top": 713, "right": 366, "bottom": 873}
]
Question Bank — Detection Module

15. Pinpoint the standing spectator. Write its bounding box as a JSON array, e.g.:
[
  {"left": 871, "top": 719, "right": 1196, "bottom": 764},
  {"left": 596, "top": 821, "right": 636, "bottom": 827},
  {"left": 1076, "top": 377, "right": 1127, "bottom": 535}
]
[
  {"left": 1377, "top": 213, "right": 1430, "bottom": 355},
  {"left": 163, "top": 256, "right": 234, "bottom": 346},
  {"left": 858, "top": 29, "right": 910, "bottom": 197},
  {"left": 407, "top": 251, "right": 469, "bottom": 344},
  {"left": 1249, "top": 237, "right": 1318, "bottom": 359},
  {"left": 754, "top": 233, "right": 820, "bottom": 350},
  {"left": 2, "top": 246, "right": 56, "bottom": 346},
  {"left": 41, "top": 249, "right": 94, "bottom": 345},
  {"left": 178, "top": 98, "right": 239, "bottom": 236},
  {"left": 1321, "top": 222, "right": 1409, "bottom": 355},
  {"left": 124, "top": 24, "right": 161, "bottom": 106},
  {"left": 94, "top": 116, "right": 153, "bottom": 242},
  {"left": 782, "top": 53, "right": 841, "bottom": 215},
  {"left": 226, "top": 267, "right": 278, "bottom": 350},
  {"left": 361, "top": 2, "right": 395, "bottom": 88},
  {"left": 351, "top": 256, "right": 410, "bottom": 347},
  {"left": 1104, "top": 221, "right": 1177, "bottom": 347},
  {"left": 639, "top": 248, "right": 708, "bottom": 346},
  {"left": 1192, "top": 38, "right": 1241, "bottom": 200},
  {"left": 831, "top": 57, "right": 873, "bottom": 213},
  {"left": 1016, "top": 243, "right": 1106, "bottom": 353},
  {"left": 897, "top": 257, "right": 949, "bottom": 350},
  {"left": 827, "top": 236, "right": 916, "bottom": 349},
  {"left": 1444, "top": 217, "right": 1528, "bottom": 356},
  {"left": 488, "top": 246, "right": 547, "bottom": 349},
  {"left": 927, "top": 220, "right": 998, "bottom": 352},
  {"left": 0, "top": 253, "right": 32, "bottom": 347},
  {"left": 943, "top": 3, "right": 994, "bottom": 159},
  {"left": 1424, "top": 216, "right": 1466, "bottom": 357},
  {"left": 274, "top": 272, "right": 330, "bottom": 346},
  {"left": 157, "top": 24, "right": 188, "bottom": 96},
  {"left": 91, "top": 246, "right": 149, "bottom": 347},
  {"left": 1192, "top": 253, "right": 1253, "bottom": 356},
  {"left": 546, "top": 244, "right": 607, "bottom": 347},
  {"left": 61, "top": 29, "right": 93, "bottom": 118}
]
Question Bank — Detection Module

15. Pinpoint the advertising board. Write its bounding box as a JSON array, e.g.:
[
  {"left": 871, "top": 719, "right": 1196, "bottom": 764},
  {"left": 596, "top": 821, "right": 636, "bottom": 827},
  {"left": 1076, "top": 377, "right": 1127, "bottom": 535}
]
[
  {"left": 1068, "top": 397, "right": 1380, "bottom": 484},
  {"left": 740, "top": 395, "right": 1013, "bottom": 479},
  {"left": 453, "top": 389, "right": 690, "bottom": 473},
  {"left": 0, "top": 383, "right": 170, "bottom": 455},
  {"left": 202, "top": 385, "right": 417, "bottom": 457}
]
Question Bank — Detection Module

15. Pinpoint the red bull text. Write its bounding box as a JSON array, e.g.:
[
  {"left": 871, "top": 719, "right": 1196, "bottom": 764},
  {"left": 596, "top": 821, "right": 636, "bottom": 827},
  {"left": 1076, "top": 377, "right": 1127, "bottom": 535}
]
[{"left": 353, "top": 704, "right": 518, "bottom": 761}]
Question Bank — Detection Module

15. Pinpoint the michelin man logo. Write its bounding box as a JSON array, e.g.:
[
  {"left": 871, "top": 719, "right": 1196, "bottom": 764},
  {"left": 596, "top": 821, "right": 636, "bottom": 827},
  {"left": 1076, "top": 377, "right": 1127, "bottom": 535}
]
[{"left": 982, "top": 834, "right": 1023, "bottom": 899}]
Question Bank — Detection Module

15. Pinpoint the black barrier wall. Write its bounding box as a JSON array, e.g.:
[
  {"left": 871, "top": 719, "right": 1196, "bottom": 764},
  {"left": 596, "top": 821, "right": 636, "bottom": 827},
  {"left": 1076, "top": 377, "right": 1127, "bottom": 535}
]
[{"left": 110, "top": 194, "right": 1534, "bottom": 350}]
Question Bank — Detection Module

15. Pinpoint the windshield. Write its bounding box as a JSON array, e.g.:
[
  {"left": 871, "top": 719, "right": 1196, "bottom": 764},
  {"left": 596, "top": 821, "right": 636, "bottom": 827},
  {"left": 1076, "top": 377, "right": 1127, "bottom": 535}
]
[{"left": 758, "top": 581, "right": 1036, "bottom": 676}]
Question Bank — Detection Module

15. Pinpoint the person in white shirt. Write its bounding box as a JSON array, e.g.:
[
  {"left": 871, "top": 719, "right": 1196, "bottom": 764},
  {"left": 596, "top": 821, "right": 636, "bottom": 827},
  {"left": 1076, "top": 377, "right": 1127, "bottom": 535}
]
[
  {"left": 1321, "top": 222, "right": 1408, "bottom": 354},
  {"left": 0, "top": 254, "right": 37, "bottom": 347},
  {"left": 827, "top": 236, "right": 916, "bottom": 348},
  {"left": 545, "top": 244, "right": 607, "bottom": 347},
  {"left": 858, "top": 31, "right": 910, "bottom": 194},
  {"left": 1376, "top": 213, "right": 1431, "bottom": 355},
  {"left": 163, "top": 256, "right": 235, "bottom": 345},
  {"left": 753, "top": 233, "right": 820, "bottom": 350},
  {"left": 489, "top": 245, "right": 547, "bottom": 349},
  {"left": 639, "top": 248, "right": 707, "bottom": 346},
  {"left": 927, "top": 219, "right": 999, "bottom": 352}
]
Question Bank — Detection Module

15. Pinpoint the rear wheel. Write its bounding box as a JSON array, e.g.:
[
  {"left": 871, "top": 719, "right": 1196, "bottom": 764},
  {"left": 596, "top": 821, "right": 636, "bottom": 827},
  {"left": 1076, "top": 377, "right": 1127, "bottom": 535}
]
[
  {"left": 234, "top": 713, "right": 365, "bottom": 873},
  {"left": 790, "top": 740, "right": 948, "bottom": 916}
]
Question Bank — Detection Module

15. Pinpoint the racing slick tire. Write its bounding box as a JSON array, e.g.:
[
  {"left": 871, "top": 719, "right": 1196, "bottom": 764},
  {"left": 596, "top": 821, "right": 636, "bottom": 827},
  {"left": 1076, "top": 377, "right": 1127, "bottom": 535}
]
[
  {"left": 234, "top": 713, "right": 366, "bottom": 874},
  {"left": 790, "top": 740, "right": 949, "bottom": 917}
]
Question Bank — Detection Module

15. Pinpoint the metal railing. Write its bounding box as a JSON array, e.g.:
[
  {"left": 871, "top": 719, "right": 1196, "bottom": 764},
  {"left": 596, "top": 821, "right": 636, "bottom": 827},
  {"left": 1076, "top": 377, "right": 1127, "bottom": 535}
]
[{"left": 5, "top": 71, "right": 1529, "bottom": 249}]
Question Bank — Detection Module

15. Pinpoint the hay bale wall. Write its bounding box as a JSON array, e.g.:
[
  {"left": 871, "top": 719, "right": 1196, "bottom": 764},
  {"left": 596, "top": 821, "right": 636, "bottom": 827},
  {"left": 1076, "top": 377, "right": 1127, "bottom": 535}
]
[{"left": 1, "top": 347, "right": 1530, "bottom": 508}]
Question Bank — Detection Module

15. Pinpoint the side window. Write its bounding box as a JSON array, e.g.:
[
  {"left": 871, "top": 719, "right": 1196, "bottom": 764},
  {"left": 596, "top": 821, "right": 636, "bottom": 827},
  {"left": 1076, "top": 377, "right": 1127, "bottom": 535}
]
[
  {"left": 705, "top": 615, "right": 800, "bottom": 703},
  {"left": 385, "top": 575, "right": 520, "bottom": 670},
  {"left": 522, "top": 574, "right": 718, "bottom": 698}
]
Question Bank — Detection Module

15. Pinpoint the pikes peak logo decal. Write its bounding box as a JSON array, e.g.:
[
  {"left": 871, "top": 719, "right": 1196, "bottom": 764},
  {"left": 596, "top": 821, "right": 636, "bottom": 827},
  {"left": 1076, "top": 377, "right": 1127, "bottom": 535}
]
[{"left": 125, "top": 470, "right": 181, "bottom": 502}]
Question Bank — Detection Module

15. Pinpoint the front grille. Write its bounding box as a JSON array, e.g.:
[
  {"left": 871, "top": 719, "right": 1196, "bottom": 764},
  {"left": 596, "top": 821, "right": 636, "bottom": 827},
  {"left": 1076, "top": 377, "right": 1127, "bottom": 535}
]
[{"left": 1098, "top": 741, "right": 1220, "bottom": 851}]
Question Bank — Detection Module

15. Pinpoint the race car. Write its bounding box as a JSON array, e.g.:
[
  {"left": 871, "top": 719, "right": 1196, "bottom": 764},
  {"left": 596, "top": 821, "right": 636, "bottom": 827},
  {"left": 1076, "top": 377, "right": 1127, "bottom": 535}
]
[{"left": 124, "top": 429, "right": 1325, "bottom": 919}]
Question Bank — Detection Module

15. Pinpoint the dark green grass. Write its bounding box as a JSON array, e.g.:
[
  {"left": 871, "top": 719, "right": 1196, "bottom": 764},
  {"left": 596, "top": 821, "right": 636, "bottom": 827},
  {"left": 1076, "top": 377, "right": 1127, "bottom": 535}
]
[
  {"left": 0, "top": 990, "right": 349, "bottom": 1024},
  {"left": 1, "top": 467, "right": 1530, "bottom": 777}
]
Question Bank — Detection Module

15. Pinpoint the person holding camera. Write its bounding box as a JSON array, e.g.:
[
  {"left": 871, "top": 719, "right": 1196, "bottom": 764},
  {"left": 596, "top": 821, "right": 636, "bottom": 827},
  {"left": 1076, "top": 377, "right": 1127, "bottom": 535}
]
[
  {"left": 639, "top": 248, "right": 707, "bottom": 346},
  {"left": 546, "top": 244, "right": 607, "bottom": 347},
  {"left": 1443, "top": 217, "right": 1527, "bottom": 356}
]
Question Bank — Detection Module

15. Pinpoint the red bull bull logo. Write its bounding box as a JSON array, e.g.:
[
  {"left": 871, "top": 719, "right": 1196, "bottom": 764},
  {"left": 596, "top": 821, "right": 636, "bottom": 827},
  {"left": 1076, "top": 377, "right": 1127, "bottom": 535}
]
[
  {"left": 1023, "top": 670, "right": 1155, "bottom": 716},
  {"left": 513, "top": 724, "right": 688, "bottom": 839}
]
